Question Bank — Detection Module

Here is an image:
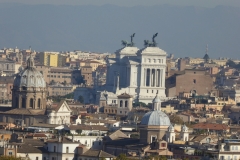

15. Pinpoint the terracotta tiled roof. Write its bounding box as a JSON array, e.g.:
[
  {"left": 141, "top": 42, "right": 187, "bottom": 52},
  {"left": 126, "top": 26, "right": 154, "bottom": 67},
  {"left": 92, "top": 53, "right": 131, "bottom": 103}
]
[
  {"left": 108, "top": 130, "right": 129, "bottom": 140},
  {"left": 69, "top": 125, "right": 108, "bottom": 131},
  {"left": 81, "top": 149, "right": 115, "bottom": 158},
  {"left": 117, "top": 93, "right": 132, "bottom": 98},
  {"left": 4, "top": 109, "right": 45, "bottom": 115},
  {"left": 192, "top": 123, "right": 229, "bottom": 130}
]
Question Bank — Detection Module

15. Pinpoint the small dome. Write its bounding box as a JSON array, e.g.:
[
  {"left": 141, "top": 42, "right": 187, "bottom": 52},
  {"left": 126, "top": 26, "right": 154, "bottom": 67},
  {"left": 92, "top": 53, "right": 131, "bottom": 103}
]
[
  {"left": 181, "top": 124, "right": 188, "bottom": 132},
  {"left": 13, "top": 55, "right": 46, "bottom": 88},
  {"left": 141, "top": 110, "right": 171, "bottom": 126}
]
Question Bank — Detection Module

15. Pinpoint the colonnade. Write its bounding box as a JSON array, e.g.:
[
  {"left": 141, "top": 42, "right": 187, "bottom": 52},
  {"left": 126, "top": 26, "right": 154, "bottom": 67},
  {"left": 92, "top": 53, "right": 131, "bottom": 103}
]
[{"left": 143, "top": 68, "right": 163, "bottom": 87}]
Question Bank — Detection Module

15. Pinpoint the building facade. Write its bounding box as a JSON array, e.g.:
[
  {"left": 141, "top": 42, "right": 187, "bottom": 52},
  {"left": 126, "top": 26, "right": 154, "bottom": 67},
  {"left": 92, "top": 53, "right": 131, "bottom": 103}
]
[{"left": 96, "top": 46, "right": 167, "bottom": 104}]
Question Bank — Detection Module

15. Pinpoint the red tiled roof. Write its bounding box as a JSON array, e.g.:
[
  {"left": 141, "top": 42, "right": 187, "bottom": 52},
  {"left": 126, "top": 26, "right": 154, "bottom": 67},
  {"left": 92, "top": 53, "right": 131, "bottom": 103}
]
[{"left": 192, "top": 123, "right": 229, "bottom": 131}]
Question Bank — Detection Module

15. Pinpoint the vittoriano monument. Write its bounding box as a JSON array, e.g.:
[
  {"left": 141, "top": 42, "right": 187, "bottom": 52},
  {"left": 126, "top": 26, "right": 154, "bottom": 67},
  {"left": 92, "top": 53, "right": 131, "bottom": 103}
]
[
  {"left": 121, "top": 33, "right": 135, "bottom": 47},
  {"left": 144, "top": 33, "right": 158, "bottom": 47}
]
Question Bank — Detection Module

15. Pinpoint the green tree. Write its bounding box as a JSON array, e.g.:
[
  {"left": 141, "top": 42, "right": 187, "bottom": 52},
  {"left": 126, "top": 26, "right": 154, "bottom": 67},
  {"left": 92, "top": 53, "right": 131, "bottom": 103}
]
[
  {"left": 76, "top": 129, "right": 82, "bottom": 135},
  {"left": 78, "top": 95, "right": 84, "bottom": 103},
  {"left": 63, "top": 80, "right": 67, "bottom": 86},
  {"left": 169, "top": 114, "right": 184, "bottom": 125},
  {"left": 64, "top": 92, "right": 74, "bottom": 99},
  {"left": 133, "top": 102, "right": 147, "bottom": 107},
  {"left": 116, "top": 154, "right": 128, "bottom": 160}
]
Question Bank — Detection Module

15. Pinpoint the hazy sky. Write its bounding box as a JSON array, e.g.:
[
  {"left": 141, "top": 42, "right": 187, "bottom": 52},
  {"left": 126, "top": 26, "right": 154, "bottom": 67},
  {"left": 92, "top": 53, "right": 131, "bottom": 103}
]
[{"left": 0, "top": 0, "right": 240, "bottom": 8}]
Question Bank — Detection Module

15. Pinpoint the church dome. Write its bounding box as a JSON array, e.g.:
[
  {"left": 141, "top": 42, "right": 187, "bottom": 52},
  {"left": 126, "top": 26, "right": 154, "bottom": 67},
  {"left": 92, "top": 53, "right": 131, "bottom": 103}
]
[
  {"left": 141, "top": 110, "right": 171, "bottom": 126},
  {"left": 13, "top": 55, "right": 46, "bottom": 88}
]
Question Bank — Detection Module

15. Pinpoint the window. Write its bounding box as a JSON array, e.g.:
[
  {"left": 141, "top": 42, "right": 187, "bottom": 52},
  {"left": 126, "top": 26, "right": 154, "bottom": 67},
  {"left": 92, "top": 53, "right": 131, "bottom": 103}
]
[
  {"left": 92, "top": 142, "right": 94, "bottom": 145},
  {"left": 36, "top": 157, "right": 39, "bottom": 160},
  {"left": 66, "top": 147, "right": 69, "bottom": 153},
  {"left": 54, "top": 146, "right": 56, "bottom": 152},
  {"left": 120, "top": 100, "right": 123, "bottom": 107},
  {"left": 9, "top": 152, "right": 12, "bottom": 155},
  {"left": 151, "top": 136, "right": 156, "bottom": 143},
  {"left": 38, "top": 99, "right": 41, "bottom": 108},
  {"left": 125, "top": 101, "right": 128, "bottom": 107},
  {"left": 161, "top": 143, "right": 166, "bottom": 147},
  {"left": 193, "top": 79, "right": 196, "bottom": 84},
  {"left": 99, "top": 141, "right": 101, "bottom": 145},
  {"left": 30, "top": 98, "right": 34, "bottom": 108}
]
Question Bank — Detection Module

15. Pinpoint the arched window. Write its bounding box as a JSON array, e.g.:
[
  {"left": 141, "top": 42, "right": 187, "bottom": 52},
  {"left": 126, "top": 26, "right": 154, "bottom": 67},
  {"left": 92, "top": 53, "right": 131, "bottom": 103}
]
[
  {"left": 120, "top": 100, "right": 123, "bottom": 107},
  {"left": 30, "top": 98, "right": 34, "bottom": 108},
  {"left": 16, "top": 97, "right": 18, "bottom": 107},
  {"left": 22, "top": 98, "right": 26, "bottom": 108},
  {"left": 125, "top": 101, "right": 128, "bottom": 108},
  {"left": 66, "top": 147, "right": 69, "bottom": 153},
  {"left": 37, "top": 99, "right": 41, "bottom": 108}
]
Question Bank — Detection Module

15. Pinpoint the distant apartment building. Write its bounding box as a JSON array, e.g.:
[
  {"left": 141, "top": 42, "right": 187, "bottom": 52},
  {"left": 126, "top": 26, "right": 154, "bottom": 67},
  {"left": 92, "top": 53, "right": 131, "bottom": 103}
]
[
  {"left": 81, "top": 66, "right": 93, "bottom": 86},
  {"left": 0, "top": 76, "right": 14, "bottom": 101},
  {"left": 85, "top": 60, "right": 104, "bottom": 71},
  {"left": 48, "top": 84, "right": 77, "bottom": 96},
  {"left": 0, "top": 59, "right": 21, "bottom": 76},
  {"left": 178, "top": 58, "right": 186, "bottom": 71},
  {"left": 39, "top": 51, "right": 59, "bottom": 67},
  {"left": 35, "top": 65, "right": 82, "bottom": 84}
]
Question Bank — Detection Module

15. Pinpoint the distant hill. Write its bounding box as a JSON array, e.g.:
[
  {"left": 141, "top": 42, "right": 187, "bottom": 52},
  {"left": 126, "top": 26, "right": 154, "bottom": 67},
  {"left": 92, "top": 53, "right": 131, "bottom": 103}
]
[{"left": 0, "top": 3, "right": 239, "bottom": 58}]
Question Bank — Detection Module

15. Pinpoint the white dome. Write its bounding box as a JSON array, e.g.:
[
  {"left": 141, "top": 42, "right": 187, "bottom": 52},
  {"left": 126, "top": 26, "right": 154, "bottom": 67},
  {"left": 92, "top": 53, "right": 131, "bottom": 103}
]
[
  {"left": 141, "top": 110, "right": 171, "bottom": 126},
  {"left": 13, "top": 55, "right": 46, "bottom": 88}
]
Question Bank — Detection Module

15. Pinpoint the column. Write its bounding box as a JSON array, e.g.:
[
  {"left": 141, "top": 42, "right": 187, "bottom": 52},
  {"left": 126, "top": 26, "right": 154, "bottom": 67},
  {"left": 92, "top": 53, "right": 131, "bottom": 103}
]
[
  {"left": 161, "top": 69, "right": 163, "bottom": 87},
  {"left": 154, "top": 69, "right": 157, "bottom": 87},
  {"left": 143, "top": 68, "right": 146, "bottom": 86},
  {"left": 149, "top": 68, "right": 152, "bottom": 87},
  {"left": 162, "top": 69, "right": 165, "bottom": 88},
  {"left": 159, "top": 69, "right": 161, "bottom": 87}
]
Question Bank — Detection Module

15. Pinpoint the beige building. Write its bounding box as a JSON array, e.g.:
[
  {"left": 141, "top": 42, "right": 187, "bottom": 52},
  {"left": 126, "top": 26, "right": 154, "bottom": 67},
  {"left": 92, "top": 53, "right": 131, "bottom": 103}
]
[
  {"left": 35, "top": 65, "right": 82, "bottom": 84},
  {"left": 0, "top": 59, "right": 21, "bottom": 76},
  {"left": 85, "top": 60, "right": 105, "bottom": 71},
  {"left": 0, "top": 76, "right": 14, "bottom": 101},
  {"left": 48, "top": 84, "right": 77, "bottom": 96},
  {"left": 161, "top": 105, "right": 178, "bottom": 114},
  {"left": 81, "top": 66, "right": 92, "bottom": 86},
  {"left": 117, "top": 93, "right": 133, "bottom": 116}
]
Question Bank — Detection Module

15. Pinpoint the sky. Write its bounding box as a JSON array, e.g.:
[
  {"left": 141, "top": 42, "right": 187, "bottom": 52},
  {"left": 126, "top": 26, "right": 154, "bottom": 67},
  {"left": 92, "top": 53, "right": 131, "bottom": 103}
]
[{"left": 0, "top": 0, "right": 240, "bottom": 8}]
